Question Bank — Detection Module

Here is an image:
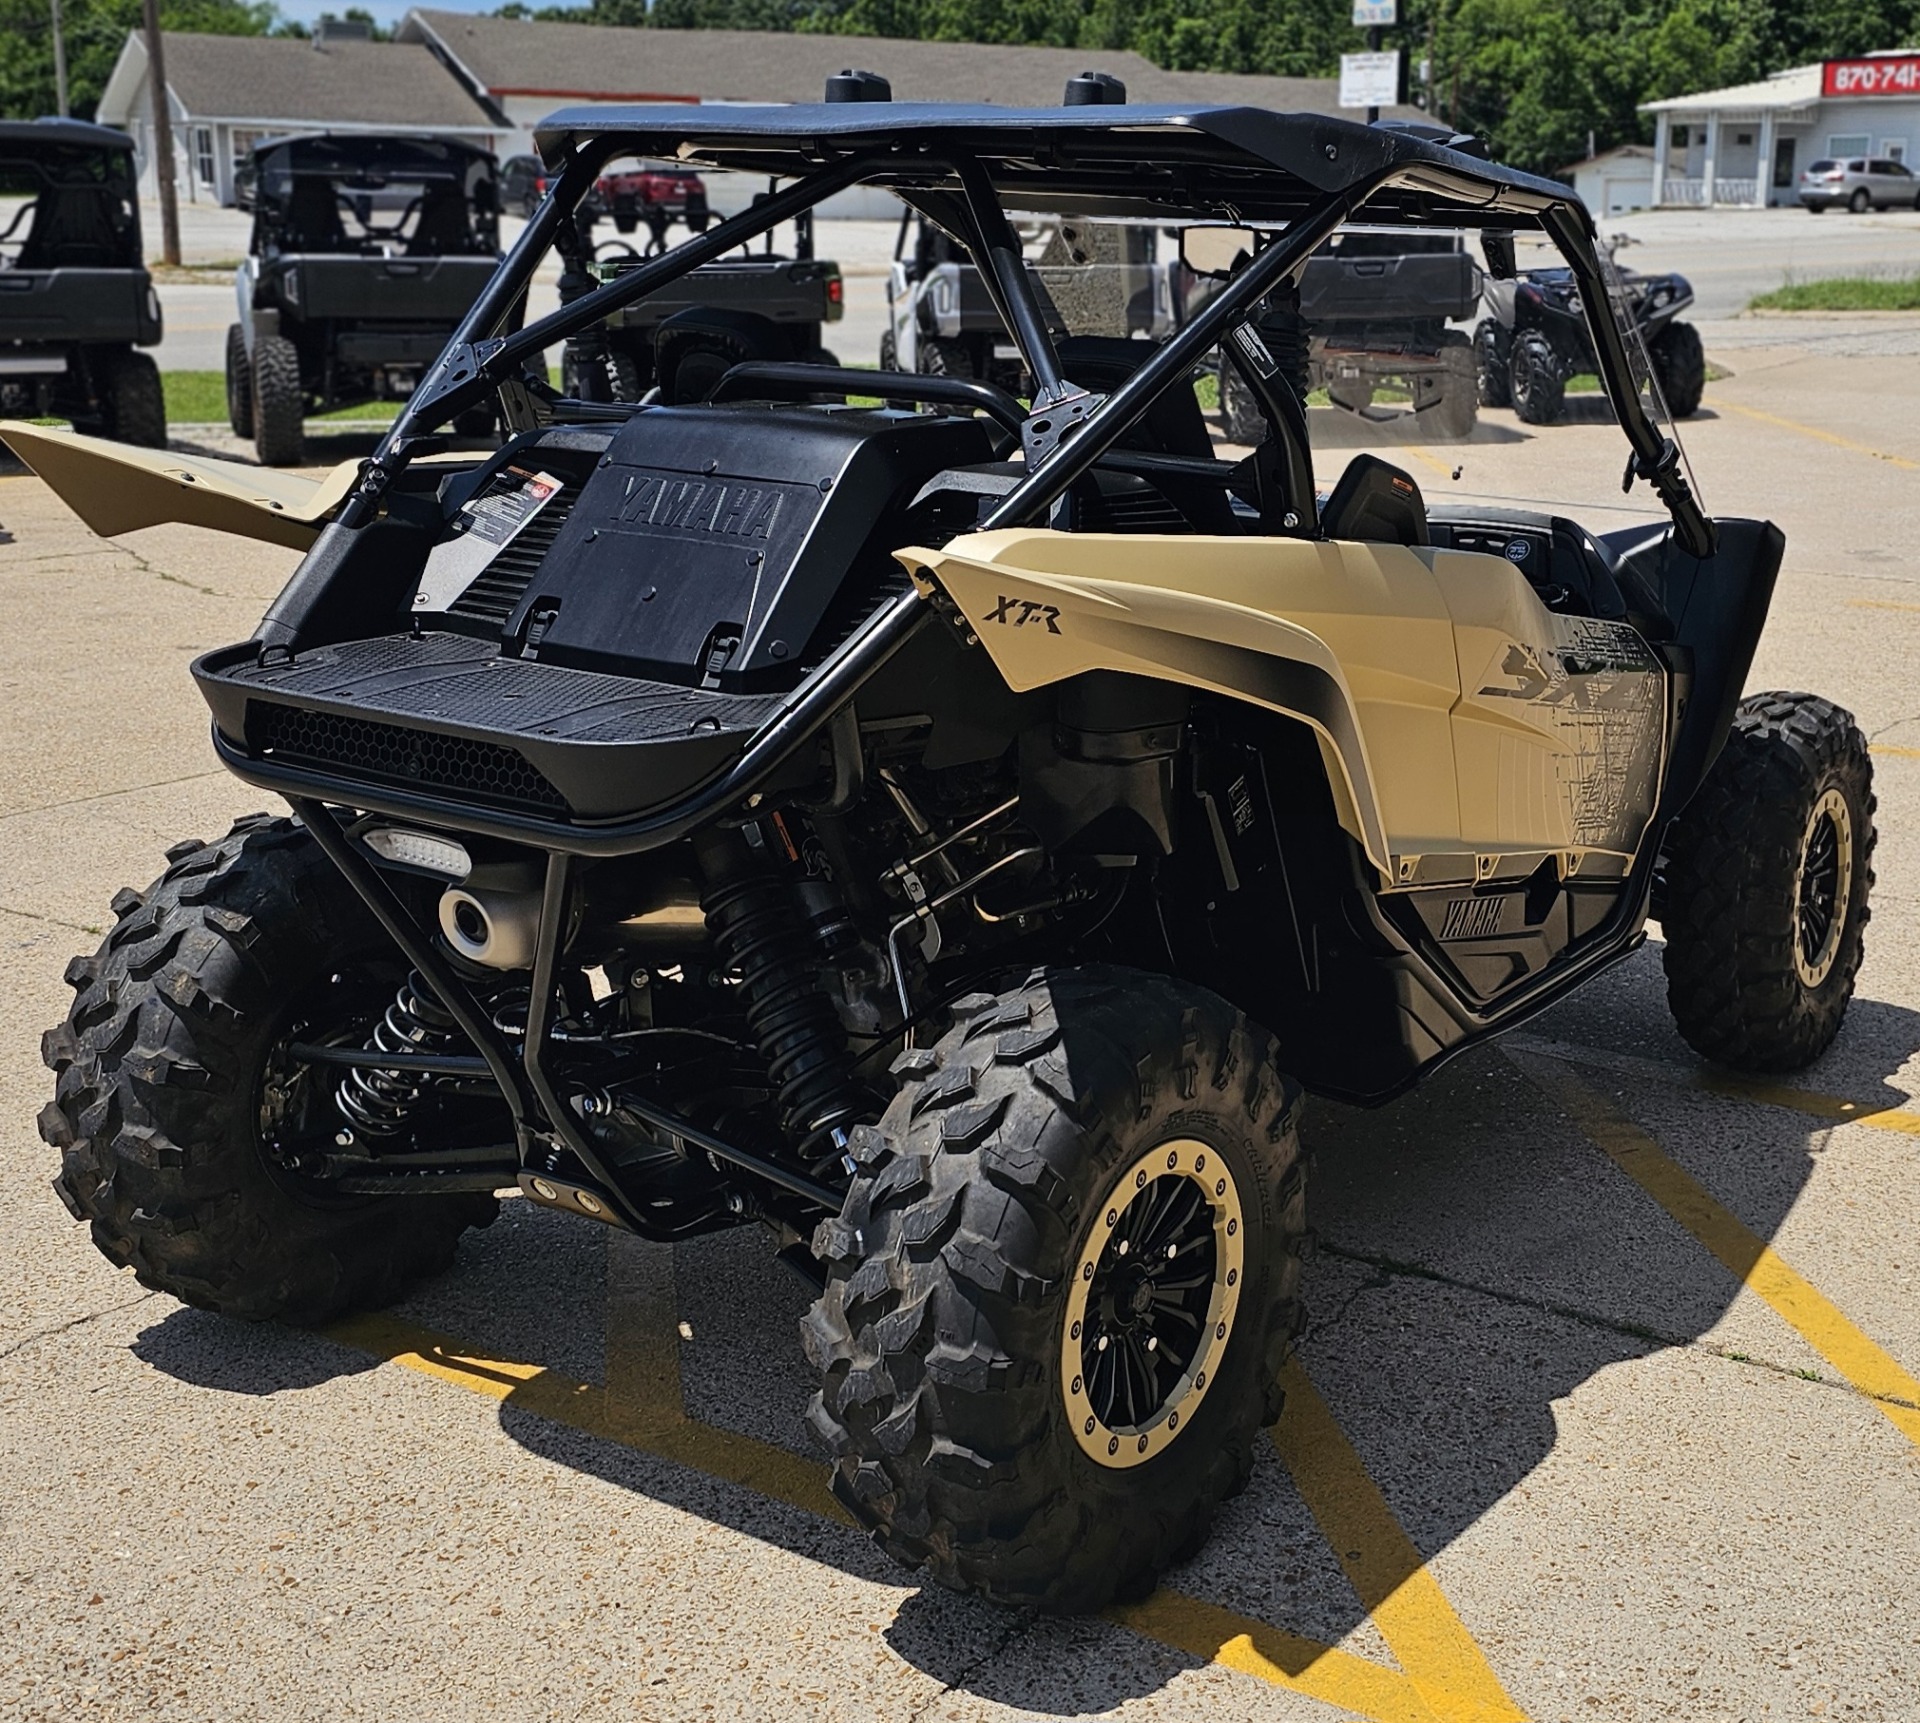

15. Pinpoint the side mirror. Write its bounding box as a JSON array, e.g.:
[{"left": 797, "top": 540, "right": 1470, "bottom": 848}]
[
  {"left": 1180, "top": 224, "right": 1258, "bottom": 279},
  {"left": 1481, "top": 231, "right": 1516, "bottom": 280}
]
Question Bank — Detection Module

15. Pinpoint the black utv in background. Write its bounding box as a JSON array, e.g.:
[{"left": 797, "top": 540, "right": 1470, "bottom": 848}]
[
  {"left": 1207, "top": 228, "right": 1481, "bottom": 443},
  {"left": 0, "top": 120, "right": 164, "bottom": 446},
  {"left": 561, "top": 198, "right": 842, "bottom": 404},
  {"left": 1475, "top": 236, "right": 1704, "bottom": 424},
  {"left": 226, "top": 134, "right": 502, "bottom": 465}
]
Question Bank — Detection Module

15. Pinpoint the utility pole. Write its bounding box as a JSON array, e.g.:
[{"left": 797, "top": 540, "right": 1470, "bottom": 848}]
[
  {"left": 1367, "top": 18, "right": 1382, "bottom": 124},
  {"left": 50, "top": 0, "right": 70, "bottom": 117},
  {"left": 141, "top": 0, "right": 181, "bottom": 266}
]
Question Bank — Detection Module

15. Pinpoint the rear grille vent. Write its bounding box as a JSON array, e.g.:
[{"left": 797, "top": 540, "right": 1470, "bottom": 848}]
[
  {"left": 249, "top": 702, "right": 569, "bottom": 813},
  {"left": 447, "top": 472, "right": 580, "bottom": 631},
  {"left": 1082, "top": 484, "right": 1193, "bottom": 535}
]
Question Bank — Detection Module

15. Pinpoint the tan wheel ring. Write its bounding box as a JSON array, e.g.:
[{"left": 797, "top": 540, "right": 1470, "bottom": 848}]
[
  {"left": 1060, "top": 1138, "right": 1246, "bottom": 1470},
  {"left": 1793, "top": 787, "right": 1853, "bottom": 989}
]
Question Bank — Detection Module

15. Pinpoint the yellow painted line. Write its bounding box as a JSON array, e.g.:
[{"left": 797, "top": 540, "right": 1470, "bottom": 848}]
[
  {"left": 1512, "top": 1053, "right": 1920, "bottom": 1448},
  {"left": 1503, "top": 1033, "right": 1920, "bottom": 1141},
  {"left": 1872, "top": 745, "right": 1920, "bottom": 759},
  {"left": 325, "top": 1303, "right": 1520, "bottom": 1719},
  {"left": 324, "top": 1309, "right": 850, "bottom": 1522},
  {"left": 1717, "top": 401, "right": 1920, "bottom": 471},
  {"left": 1272, "top": 1359, "right": 1527, "bottom": 1723},
  {"left": 1847, "top": 599, "right": 1920, "bottom": 614},
  {"left": 1109, "top": 1589, "right": 1443, "bottom": 1723}
]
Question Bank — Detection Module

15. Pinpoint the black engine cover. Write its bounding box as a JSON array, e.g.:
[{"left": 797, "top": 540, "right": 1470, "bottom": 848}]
[{"left": 511, "top": 404, "right": 992, "bottom": 690}]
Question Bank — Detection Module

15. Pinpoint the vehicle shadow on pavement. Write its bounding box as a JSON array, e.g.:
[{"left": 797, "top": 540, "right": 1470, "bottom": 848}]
[
  {"left": 131, "top": 1306, "right": 385, "bottom": 1394},
  {"left": 125, "top": 947, "right": 1920, "bottom": 1713}
]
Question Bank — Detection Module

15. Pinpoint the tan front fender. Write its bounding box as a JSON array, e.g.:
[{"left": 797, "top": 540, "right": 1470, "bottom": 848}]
[
  {"left": 900, "top": 527, "right": 1670, "bottom": 888},
  {"left": 899, "top": 529, "right": 1425, "bottom": 877},
  {"left": 0, "top": 421, "right": 362, "bottom": 551}
]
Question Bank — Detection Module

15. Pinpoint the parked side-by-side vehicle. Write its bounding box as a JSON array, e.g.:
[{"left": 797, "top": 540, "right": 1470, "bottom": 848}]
[
  {"left": 226, "top": 133, "right": 503, "bottom": 465},
  {"left": 0, "top": 119, "right": 163, "bottom": 446},
  {"left": 8, "top": 80, "right": 1873, "bottom": 1616}
]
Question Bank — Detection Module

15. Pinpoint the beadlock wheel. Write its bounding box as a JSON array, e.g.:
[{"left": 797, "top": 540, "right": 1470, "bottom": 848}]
[
  {"left": 1062, "top": 1138, "right": 1245, "bottom": 1469},
  {"left": 1794, "top": 787, "right": 1853, "bottom": 988}
]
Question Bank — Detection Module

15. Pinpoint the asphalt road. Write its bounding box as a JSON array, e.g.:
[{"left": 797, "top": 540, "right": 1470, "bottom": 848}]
[{"left": 3, "top": 322, "right": 1919, "bottom": 1720}]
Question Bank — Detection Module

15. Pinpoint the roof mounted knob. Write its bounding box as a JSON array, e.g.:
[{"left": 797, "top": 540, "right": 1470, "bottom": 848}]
[
  {"left": 825, "top": 69, "right": 892, "bottom": 103},
  {"left": 1063, "top": 71, "right": 1127, "bottom": 105}
]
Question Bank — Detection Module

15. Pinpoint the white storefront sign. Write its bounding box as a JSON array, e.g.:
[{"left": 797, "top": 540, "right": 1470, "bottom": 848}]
[{"left": 1339, "top": 50, "right": 1401, "bottom": 109}]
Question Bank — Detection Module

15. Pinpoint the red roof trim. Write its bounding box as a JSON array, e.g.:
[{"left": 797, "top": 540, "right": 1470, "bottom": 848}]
[{"left": 492, "top": 88, "right": 701, "bottom": 102}]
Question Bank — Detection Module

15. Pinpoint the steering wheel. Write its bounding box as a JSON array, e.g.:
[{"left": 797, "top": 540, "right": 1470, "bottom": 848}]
[{"left": 594, "top": 238, "right": 640, "bottom": 262}]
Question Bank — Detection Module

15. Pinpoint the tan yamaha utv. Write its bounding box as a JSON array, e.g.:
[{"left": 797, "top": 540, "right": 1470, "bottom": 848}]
[{"left": 7, "top": 78, "right": 1872, "bottom": 1613}]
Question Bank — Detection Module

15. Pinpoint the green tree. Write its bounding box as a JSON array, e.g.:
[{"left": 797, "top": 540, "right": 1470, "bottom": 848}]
[{"left": 0, "top": 0, "right": 278, "bottom": 122}]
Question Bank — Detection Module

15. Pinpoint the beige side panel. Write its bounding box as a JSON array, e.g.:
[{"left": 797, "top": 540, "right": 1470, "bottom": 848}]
[
  {"left": 904, "top": 529, "right": 1668, "bottom": 883},
  {"left": 0, "top": 421, "right": 359, "bottom": 550},
  {"left": 1430, "top": 551, "right": 1667, "bottom": 867},
  {"left": 899, "top": 529, "right": 1467, "bottom": 876}
]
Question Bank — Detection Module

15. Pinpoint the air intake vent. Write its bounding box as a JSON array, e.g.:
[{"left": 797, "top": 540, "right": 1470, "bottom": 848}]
[
  {"left": 249, "top": 702, "right": 569, "bottom": 813},
  {"left": 446, "top": 472, "right": 580, "bottom": 633}
]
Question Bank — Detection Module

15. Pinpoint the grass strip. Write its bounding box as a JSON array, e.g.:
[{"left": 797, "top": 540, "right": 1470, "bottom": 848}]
[
  {"left": 1749, "top": 276, "right": 1920, "bottom": 312},
  {"left": 162, "top": 371, "right": 403, "bottom": 424}
]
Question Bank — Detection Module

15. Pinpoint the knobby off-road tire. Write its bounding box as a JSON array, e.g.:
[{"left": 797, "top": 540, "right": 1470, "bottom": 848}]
[
  {"left": 1473, "top": 318, "right": 1513, "bottom": 408},
  {"left": 1649, "top": 321, "right": 1706, "bottom": 418},
  {"left": 40, "top": 815, "right": 495, "bottom": 1322},
  {"left": 1218, "top": 358, "right": 1269, "bottom": 446},
  {"left": 1661, "top": 694, "right": 1875, "bottom": 1072},
  {"left": 1426, "top": 330, "right": 1478, "bottom": 440},
  {"left": 100, "top": 350, "right": 166, "bottom": 448},
  {"left": 1509, "top": 331, "right": 1564, "bottom": 424},
  {"left": 916, "top": 336, "right": 976, "bottom": 381},
  {"left": 224, "top": 324, "right": 252, "bottom": 437},
  {"left": 250, "top": 332, "right": 305, "bottom": 466},
  {"left": 804, "top": 966, "right": 1307, "bottom": 1613}
]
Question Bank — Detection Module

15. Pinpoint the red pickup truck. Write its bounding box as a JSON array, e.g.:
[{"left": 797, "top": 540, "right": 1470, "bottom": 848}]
[{"left": 593, "top": 162, "right": 710, "bottom": 252}]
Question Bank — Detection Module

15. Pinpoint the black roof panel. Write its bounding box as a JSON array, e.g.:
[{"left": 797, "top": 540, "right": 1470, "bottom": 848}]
[
  {"left": 0, "top": 118, "right": 135, "bottom": 153},
  {"left": 531, "top": 102, "right": 1579, "bottom": 227}
]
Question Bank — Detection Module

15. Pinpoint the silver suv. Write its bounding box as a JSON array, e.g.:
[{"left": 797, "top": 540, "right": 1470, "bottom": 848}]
[{"left": 1798, "top": 156, "right": 1918, "bottom": 212}]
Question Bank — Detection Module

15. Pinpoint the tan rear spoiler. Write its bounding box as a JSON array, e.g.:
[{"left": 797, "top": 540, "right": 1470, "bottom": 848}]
[{"left": 0, "top": 421, "right": 363, "bottom": 551}]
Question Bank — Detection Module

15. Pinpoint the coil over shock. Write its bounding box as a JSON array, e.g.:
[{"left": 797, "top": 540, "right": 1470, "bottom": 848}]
[
  {"left": 1256, "top": 282, "right": 1312, "bottom": 405},
  {"left": 336, "top": 971, "right": 464, "bottom": 1141},
  {"left": 695, "top": 828, "right": 865, "bottom": 1160}
]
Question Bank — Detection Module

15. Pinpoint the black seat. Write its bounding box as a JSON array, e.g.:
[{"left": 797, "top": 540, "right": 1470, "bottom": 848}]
[
  {"left": 406, "top": 186, "right": 472, "bottom": 257},
  {"left": 279, "top": 179, "right": 346, "bottom": 253},
  {"left": 1056, "top": 335, "right": 1239, "bottom": 535},
  {"left": 655, "top": 306, "right": 792, "bottom": 404},
  {"left": 15, "top": 188, "right": 120, "bottom": 270},
  {"left": 1320, "top": 454, "right": 1429, "bottom": 547}
]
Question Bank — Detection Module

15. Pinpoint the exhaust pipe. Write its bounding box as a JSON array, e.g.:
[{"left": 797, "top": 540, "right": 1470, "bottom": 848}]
[{"left": 438, "top": 871, "right": 543, "bottom": 969}]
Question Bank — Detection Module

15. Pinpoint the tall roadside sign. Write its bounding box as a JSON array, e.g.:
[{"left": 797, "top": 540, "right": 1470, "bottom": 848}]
[{"left": 1346, "top": 0, "right": 1399, "bottom": 123}]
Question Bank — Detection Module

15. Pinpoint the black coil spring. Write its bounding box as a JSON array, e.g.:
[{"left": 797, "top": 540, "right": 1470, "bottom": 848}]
[
  {"left": 1258, "top": 296, "right": 1313, "bottom": 405},
  {"left": 698, "top": 836, "right": 862, "bottom": 1154},
  {"left": 336, "top": 971, "right": 462, "bottom": 1140}
]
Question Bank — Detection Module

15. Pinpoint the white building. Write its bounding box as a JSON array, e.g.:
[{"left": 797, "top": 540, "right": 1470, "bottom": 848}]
[
  {"left": 1559, "top": 144, "right": 1656, "bottom": 214},
  {"left": 1641, "top": 52, "right": 1920, "bottom": 207},
  {"left": 95, "top": 22, "right": 503, "bottom": 207}
]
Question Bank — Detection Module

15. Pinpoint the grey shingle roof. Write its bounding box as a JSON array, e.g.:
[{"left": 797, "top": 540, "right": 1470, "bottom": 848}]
[
  {"left": 401, "top": 10, "right": 1413, "bottom": 118},
  {"left": 151, "top": 33, "right": 498, "bottom": 130}
]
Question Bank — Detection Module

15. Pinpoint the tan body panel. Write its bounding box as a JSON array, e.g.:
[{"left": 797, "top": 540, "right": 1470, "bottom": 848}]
[
  {"left": 0, "top": 421, "right": 360, "bottom": 551},
  {"left": 899, "top": 529, "right": 1667, "bottom": 885}
]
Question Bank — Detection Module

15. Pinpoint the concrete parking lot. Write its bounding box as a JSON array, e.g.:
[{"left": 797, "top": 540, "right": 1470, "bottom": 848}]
[{"left": 5, "top": 267, "right": 1920, "bottom": 1716}]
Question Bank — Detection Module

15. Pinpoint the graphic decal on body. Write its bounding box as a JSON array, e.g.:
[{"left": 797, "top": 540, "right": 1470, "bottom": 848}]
[
  {"left": 1474, "top": 616, "right": 1665, "bottom": 852},
  {"left": 987, "top": 594, "right": 1063, "bottom": 633}
]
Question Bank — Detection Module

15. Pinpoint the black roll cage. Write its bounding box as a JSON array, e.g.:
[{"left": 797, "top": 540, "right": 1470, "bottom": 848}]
[
  {"left": 238, "top": 113, "right": 1735, "bottom": 1222},
  {"left": 352, "top": 122, "right": 1710, "bottom": 557}
]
